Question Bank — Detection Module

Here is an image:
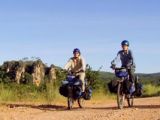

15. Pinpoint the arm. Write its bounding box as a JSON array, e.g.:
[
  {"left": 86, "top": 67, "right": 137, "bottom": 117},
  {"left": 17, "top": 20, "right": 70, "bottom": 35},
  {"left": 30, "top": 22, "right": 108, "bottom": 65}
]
[
  {"left": 111, "top": 52, "right": 121, "bottom": 66},
  {"left": 81, "top": 57, "right": 86, "bottom": 72},
  {"left": 64, "top": 59, "right": 72, "bottom": 71},
  {"left": 128, "top": 50, "right": 136, "bottom": 68}
]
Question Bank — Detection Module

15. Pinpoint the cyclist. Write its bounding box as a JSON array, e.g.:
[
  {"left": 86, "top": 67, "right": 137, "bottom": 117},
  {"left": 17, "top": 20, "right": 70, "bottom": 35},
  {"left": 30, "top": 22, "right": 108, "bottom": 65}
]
[
  {"left": 111, "top": 40, "right": 136, "bottom": 94},
  {"left": 64, "top": 48, "right": 86, "bottom": 92}
]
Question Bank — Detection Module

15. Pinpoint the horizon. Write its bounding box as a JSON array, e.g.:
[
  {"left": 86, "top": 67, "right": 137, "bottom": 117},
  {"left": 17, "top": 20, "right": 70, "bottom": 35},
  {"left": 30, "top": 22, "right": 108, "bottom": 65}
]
[
  {"left": 0, "top": 58, "right": 160, "bottom": 74},
  {"left": 0, "top": 0, "right": 160, "bottom": 73}
]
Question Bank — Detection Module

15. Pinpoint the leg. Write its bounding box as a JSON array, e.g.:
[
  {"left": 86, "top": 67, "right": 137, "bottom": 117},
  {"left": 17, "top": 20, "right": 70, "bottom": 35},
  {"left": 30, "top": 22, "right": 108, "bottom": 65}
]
[
  {"left": 128, "top": 69, "right": 135, "bottom": 94},
  {"left": 128, "top": 69, "right": 135, "bottom": 83},
  {"left": 78, "top": 72, "right": 85, "bottom": 92}
]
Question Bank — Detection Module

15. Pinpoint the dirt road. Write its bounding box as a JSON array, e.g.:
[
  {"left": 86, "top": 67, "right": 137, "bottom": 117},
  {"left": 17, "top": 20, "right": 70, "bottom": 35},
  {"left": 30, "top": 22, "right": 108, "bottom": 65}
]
[{"left": 0, "top": 97, "right": 159, "bottom": 120}]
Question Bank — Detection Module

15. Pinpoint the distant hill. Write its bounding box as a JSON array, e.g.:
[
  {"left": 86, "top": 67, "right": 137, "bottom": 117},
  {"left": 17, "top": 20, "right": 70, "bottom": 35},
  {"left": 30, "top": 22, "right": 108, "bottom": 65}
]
[
  {"left": 99, "top": 71, "right": 160, "bottom": 85},
  {"left": 148, "top": 73, "right": 160, "bottom": 77},
  {"left": 137, "top": 72, "right": 160, "bottom": 76}
]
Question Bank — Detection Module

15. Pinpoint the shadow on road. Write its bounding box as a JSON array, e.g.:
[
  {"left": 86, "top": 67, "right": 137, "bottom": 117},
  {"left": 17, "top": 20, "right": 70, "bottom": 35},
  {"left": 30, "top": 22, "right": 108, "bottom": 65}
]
[
  {"left": 3, "top": 103, "right": 160, "bottom": 112},
  {"left": 89, "top": 106, "right": 117, "bottom": 110},
  {"left": 133, "top": 105, "right": 160, "bottom": 109},
  {"left": 89, "top": 104, "right": 160, "bottom": 110},
  {"left": 5, "top": 103, "right": 68, "bottom": 111}
]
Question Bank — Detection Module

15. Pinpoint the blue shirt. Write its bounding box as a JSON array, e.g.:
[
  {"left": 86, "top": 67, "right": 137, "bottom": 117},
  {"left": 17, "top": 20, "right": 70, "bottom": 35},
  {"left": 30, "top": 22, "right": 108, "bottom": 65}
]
[{"left": 111, "top": 49, "right": 136, "bottom": 69}]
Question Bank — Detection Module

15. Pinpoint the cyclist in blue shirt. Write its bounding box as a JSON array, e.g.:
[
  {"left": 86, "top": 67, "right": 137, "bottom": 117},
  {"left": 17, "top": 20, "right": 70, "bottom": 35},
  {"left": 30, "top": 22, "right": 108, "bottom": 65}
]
[{"left": 111, "top": 40, "right": 136, "bottom": 93}]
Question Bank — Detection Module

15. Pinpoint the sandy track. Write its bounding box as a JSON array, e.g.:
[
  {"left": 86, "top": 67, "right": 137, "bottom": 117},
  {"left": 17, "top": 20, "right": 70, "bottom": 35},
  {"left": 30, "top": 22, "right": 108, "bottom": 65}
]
[{"left": 0, "top": 97, "right": 159, "bottom": 120}]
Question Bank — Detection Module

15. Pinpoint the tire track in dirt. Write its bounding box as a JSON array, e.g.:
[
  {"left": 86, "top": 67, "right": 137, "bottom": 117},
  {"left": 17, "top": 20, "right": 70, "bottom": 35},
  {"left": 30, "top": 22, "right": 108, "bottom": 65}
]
[{"left": 0, "top": 97, "right": 159, "bottom": 120}]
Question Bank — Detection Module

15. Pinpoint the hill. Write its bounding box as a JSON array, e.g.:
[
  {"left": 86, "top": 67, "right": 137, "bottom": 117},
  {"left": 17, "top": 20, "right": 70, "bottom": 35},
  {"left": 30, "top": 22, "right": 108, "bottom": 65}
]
[{"left": 99, "top": 71, "right": 160, "bottom": 85}]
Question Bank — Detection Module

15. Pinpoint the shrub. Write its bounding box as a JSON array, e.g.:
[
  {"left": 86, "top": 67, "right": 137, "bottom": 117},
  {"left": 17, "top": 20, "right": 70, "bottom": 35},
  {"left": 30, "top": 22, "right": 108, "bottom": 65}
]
[{"left": 143, "top": 84, "right": 160, "bottom": 97}]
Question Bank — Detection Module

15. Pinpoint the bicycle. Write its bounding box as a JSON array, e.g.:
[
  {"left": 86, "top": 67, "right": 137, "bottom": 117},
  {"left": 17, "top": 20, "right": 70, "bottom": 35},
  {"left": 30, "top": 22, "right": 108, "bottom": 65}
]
[{"left": 114, "top": 67, "right": 134, "bottom": 109}]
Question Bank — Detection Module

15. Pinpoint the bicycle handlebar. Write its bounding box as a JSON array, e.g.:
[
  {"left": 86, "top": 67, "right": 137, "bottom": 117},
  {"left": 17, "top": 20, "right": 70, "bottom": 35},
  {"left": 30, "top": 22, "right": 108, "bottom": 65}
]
[{"left": 114, "top": 67, "right": 126, "bottom": 70}]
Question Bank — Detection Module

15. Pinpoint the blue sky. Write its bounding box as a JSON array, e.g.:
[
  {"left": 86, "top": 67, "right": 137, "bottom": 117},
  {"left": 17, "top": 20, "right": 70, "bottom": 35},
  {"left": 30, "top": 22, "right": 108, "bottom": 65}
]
[{"left": 0, "top": 0, "right": 160, "bottom": 73}]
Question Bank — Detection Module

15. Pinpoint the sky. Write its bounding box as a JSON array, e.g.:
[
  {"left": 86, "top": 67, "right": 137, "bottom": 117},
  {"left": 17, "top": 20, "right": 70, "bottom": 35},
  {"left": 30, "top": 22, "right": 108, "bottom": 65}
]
[{"left": 0, "top": 0, "right": 160, "bottom": 73}]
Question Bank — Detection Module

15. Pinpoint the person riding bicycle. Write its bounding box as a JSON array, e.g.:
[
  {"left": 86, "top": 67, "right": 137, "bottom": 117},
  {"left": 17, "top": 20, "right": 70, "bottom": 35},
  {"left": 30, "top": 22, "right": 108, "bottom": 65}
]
[
  {"left": 64, "top": 48, "right": 86, "bottom": 92},
  {"left": 111, "top": 40, "right": 136, "bottom": 94}
]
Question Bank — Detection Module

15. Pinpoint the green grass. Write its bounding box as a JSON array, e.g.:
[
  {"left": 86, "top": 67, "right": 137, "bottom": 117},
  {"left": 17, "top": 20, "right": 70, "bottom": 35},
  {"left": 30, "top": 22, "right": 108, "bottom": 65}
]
[
  {"left": 91, "top": 87, "right": 116, "bottom": 102},
  {"left": 143, "top": 84, "right": 160, "bottom": 97},
  {"left": 0, "top": 83, "right": 65, "bottom": 104},
  {"left": 0, "top": 83, "right": 159, "bottom": 104},
  {"left": 0, "top": 83, "right": 116, "bottom": 104}
]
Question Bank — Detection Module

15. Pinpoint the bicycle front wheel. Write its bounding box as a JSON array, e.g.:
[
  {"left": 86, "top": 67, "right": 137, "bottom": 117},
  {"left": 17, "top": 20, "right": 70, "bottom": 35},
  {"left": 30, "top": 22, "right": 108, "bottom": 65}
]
[
  {"left": 68, "top": 97, "right": 74, "bottom": 110},
  {"left": 78, "top": 98, "right": 85, "bottom": 108},
  {"left": 127, "top": 96, "right": 134, "bottom": 107},
  {"left": 117, "top": 83, "right": 125, "bottom": 109}
]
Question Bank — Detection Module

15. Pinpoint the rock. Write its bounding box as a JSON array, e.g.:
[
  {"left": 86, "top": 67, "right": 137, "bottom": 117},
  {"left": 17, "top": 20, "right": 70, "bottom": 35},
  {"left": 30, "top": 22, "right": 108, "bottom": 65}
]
[
  {"left": 32, "top": 60, "right": 45, "bottom": 86},
  {"left": 0, "top": 59, "right": 57, "bottom": 86},
  {"left": 48, "top": 64, "right": 56, "bottom": 83},
  {"left": 15, "top": 61, "right": 25, "bottom": 84}
]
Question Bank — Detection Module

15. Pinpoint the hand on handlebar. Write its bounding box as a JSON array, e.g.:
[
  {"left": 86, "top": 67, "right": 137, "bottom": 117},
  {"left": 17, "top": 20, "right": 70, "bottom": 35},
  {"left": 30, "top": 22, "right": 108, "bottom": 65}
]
[
  {"left": 78, "top": 69, "right": 85, "bottom": 73},
  {"left": 110, "top": 64, "right": 116, "bottom": 70},
  {"left": 126, "top": 64, "right": 132, "bottom": 69}
]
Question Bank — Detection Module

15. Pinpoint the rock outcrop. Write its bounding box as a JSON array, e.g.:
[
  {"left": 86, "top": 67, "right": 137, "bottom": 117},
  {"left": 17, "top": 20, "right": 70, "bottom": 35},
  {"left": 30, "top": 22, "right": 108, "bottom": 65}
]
[
  {"left": 48, "top": 64, "right": 57, "bottom": 83},
  {"left": 32, "top": 60, "right": 45, "bottom": 86},
  {"left": 15, "top": 61, "right": 25, "bottom": 84},
  {"left": 1, "top": 59, "right": 57, "bottom": 86}
]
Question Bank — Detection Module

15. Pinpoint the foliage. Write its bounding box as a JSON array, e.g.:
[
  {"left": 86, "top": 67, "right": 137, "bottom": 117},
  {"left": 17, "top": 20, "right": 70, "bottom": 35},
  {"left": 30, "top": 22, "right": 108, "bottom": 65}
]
[
  {"left": 0, "top": 59, "right": 159, "bottom": 103},
  {"left": 143, "top": 84, "right": 160, "bottom": 97}
]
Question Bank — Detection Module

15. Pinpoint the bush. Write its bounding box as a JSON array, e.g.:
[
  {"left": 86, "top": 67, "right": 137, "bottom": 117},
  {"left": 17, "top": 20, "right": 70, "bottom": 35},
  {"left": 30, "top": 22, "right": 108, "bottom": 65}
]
[
  {"left": 20, "top": 72, "right": 33, "bottom": 84},
  {"left": 143, "top": 84, "right": 160, "bottom": 97}
]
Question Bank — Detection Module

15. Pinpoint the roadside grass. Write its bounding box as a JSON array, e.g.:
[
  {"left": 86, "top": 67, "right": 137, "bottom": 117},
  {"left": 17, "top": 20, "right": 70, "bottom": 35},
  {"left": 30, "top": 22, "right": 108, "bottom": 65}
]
[
  {"left": 0, "top": 83, "right": 115, "bottom": 105},
  {"left": 0, "top": 83, "right": 65, "bottom": 104},
  {"left": 0, "top": 83, "right": 159, "bottom": 105},
  {"left": 143, "top": 84, "right": 160, "bottom": 97},
  {"left": 92, "top": 88, "right": 116, "bottom": 102}
]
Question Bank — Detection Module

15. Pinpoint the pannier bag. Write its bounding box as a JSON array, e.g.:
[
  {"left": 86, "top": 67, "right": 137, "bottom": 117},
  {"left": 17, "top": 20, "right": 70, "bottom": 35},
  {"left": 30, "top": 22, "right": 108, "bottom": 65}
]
[{"left": 83, "top": 86, "right": 92, "bottom": 100}]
